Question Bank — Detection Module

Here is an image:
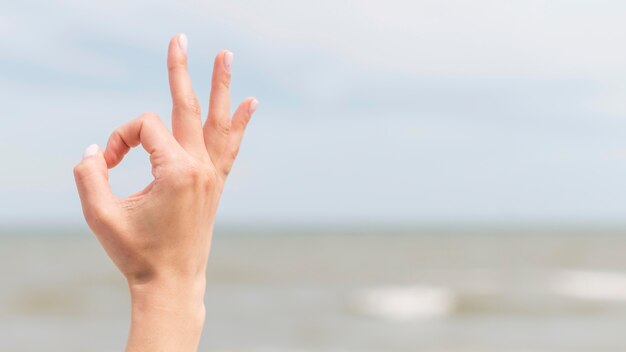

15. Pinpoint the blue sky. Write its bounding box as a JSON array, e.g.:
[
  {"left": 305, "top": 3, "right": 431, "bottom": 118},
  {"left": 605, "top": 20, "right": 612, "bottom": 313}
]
[{"left": 2, "top": 0, "right": 626, "bottom": 226}]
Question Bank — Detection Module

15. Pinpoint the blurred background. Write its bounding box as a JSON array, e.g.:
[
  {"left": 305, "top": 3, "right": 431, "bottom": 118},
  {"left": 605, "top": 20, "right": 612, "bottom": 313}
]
[{"left": 3, "top": 0, "right": 626, "bottom": 351}]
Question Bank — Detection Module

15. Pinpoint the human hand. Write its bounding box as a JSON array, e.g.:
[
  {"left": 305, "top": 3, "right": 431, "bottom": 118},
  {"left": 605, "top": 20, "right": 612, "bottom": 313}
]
[{"left": 73, "top": 34, "right": 258, "bottom": 351}]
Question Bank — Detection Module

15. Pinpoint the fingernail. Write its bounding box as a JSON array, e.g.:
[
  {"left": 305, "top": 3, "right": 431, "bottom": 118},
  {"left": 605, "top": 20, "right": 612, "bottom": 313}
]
[
  {"left": 248, "top": 98, "right": 259, "bottom": 115},
  {"left": 83, "top": 144, "right": 100, "bottom": 159},
  {"left": 178, "top": 34, "right": 188, "bottom": 55},
  {"left": 223, "top": 51, "right": 233, "bottom": 73}
]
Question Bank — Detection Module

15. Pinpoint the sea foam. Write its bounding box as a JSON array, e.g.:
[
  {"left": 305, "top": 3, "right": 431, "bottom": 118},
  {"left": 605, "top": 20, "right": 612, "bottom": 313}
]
[
  {"left": 551, "top": 269, "right": 626, "bottom": 301},
  {"left": 350, "top": 285, "right": 456, "bottom": 321}
]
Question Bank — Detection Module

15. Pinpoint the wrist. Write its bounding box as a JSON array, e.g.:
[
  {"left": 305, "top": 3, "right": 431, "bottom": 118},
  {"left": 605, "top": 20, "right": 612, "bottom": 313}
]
[
  {"left": 129, "top": 274, "right": 206, "bottom": 316},
  {"left": 126, "top": 276, "right": 206, "bottom": 352}
]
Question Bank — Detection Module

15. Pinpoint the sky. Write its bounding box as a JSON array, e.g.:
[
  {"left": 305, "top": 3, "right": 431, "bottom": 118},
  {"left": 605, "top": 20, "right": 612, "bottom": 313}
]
[{"left": 3, "top": 0, "right": 626, "bottom": 226}]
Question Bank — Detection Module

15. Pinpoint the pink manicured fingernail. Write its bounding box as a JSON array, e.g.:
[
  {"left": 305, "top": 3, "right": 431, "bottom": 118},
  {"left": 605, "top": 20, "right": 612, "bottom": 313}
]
[
  {"left": 178, "top": 34, "right": 188, "bottom": 55},
  {"left": 83, "top": 144, "right": 99, "bottom": 159},
  {"left": 223, "top": 51, "right": 233, "bottom": 73},
  {"left": 248, "top": 98, "right": 259, "bottom": 115}
]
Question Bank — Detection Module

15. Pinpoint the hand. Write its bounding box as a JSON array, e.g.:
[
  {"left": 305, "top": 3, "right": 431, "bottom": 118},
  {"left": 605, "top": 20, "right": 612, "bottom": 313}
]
[{"left": 73, "top": 34, "right": 258, "bottom": 352}]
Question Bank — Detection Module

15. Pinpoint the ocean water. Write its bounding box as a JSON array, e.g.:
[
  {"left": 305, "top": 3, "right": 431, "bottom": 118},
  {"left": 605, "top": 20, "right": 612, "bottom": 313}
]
[{"left": 2, "top": 226, "right": 626, "bottom": 351}]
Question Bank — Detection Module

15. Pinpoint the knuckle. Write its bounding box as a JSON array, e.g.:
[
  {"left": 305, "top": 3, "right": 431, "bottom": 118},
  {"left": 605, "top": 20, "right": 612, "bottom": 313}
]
[
  {"left": 171, "top": 167, "right": 194, "bottom": 189},
  {"left": 172, "top": 162, "right": 216, "bottom": 190},
  {"left": 73, "top": 163, "right": 86, "bottom": 179},
  {"left": 221, "top": 148, "right": 239, "bottom": 177},
  {"left": 73, "top": 161, "right": 96, "bottom": 182},
  {"left": 140, "top": 112, "right": 160, "bottom": 124},
  {"left": 232, "top": 115, "right": 249, "bottom": 131},
  {"left": 203, "top": 167, "right": 218, "bottom": 189},
  {"left": 210, "top": 117, "right": 231, "bottom": 137},
  {"left": 222, "top": 164, "right": 234, "bottom": 177},
  {"left": 219, "top": 122, "right": 231, "bottom": 136},
  {"left": 173, "top": 97, "right": 202, "bottom": 117},
  {"left": 167, "top": 60, "right": 185, "bottom": 74},
  {"left": 212, "top": 75, "right": 231, "bottom": 91},
  {"left": 229, "top": 145, "right": 240, "bottom": 162},
  {"left": 111, "top": 127, "right": 124, "bottom": 142},
  {"left": 187, "top": 98, "right": 202, "bottom": 117}
]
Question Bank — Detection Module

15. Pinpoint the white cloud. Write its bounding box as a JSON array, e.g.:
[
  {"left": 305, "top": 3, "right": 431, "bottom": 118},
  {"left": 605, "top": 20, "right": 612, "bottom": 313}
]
[
  {"left": 5, "top": 0, "right": 626, "bottom": 79},
  {"left": 187, "top": 0, "right": 626, "bottom": 78}
]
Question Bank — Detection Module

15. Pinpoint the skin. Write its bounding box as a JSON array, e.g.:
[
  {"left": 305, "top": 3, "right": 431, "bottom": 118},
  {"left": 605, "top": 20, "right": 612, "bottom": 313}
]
[{"left": 73, "top": 34, "right": 258, "bottom": 351}]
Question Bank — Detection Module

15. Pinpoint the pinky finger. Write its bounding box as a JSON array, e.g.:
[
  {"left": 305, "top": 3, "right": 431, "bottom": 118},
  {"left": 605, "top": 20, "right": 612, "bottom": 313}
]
[{"left": 221, "top": 97, "right": 258, "bottom": 176}]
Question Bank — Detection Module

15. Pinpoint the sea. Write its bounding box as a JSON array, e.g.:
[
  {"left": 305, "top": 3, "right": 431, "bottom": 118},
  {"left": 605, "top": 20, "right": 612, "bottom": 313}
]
[{"left": 2, "top": 225, "right": 626, "bottom": 352}]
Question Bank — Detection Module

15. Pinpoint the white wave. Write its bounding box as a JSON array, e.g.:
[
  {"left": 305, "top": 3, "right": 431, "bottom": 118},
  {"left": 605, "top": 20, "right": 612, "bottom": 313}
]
[
  {"left": 551, "top": 269, "right": 626, "bottom": 301},
  {"left": 350, "top": 285, "right": 456, "bottom": 321}
]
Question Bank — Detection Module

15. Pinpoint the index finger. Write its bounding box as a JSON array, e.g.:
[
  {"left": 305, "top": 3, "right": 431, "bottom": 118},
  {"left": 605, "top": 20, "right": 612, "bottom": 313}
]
[{"left": 104, "top": 113, "right": 178, "bottom": 169}]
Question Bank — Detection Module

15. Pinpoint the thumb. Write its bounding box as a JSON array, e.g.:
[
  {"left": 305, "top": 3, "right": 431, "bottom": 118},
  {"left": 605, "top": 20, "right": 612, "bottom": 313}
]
[{"left": 74, "top": 144, "right": 117, "bottom": 230}]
